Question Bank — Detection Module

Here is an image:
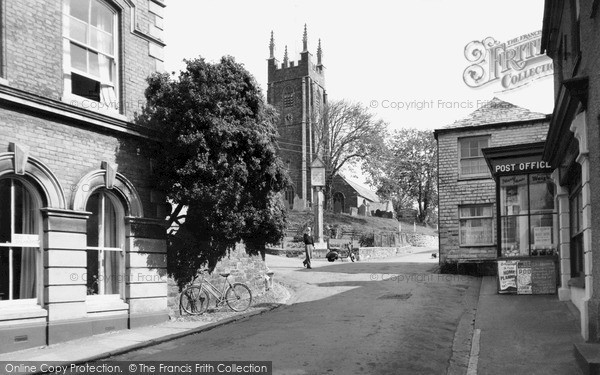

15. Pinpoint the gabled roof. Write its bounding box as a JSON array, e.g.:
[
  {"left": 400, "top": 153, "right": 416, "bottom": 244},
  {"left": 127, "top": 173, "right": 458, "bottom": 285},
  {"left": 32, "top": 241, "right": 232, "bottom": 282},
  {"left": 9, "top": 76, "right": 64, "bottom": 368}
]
[
  {"left": 336, "top": 174, "right": 380, "bottom": 202},
  {"left": 440, "top": 97, "right": 548, "bottom": 130}
]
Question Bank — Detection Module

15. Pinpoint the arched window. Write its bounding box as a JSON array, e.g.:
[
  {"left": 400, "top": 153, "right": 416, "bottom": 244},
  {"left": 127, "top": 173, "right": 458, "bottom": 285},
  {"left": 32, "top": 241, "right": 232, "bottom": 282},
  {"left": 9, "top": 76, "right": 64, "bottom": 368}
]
[
  {"left": 63, "top": 0, "right": 119, "bottom": 109},
  {"left": 85, "top": 190, "right": 124, "bottom": 296},
  {"left": 0, "top": 178, "right": 42, "bottom": 301}
]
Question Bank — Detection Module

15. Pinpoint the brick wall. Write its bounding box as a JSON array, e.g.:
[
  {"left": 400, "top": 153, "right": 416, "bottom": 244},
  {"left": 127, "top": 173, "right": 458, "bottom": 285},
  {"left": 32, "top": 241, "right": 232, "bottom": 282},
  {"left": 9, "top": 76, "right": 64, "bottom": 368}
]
[
  {"left": 436, "top": 121, "right": 549, "bottom": 264},
  {"left": 576, "top": 0, "right": 600, "bottom": 305},
  {"left": 2, "top": 0, "right": 164, "bottom": 120},
  {"left": 4, "top": 0, "right": 63, "bottom": 99},
  {"left": 0, "top": 110, "right": 158, "bottom": 216},
  {"left": 0, "top": 0, "right": 168, "bottom": 351}
]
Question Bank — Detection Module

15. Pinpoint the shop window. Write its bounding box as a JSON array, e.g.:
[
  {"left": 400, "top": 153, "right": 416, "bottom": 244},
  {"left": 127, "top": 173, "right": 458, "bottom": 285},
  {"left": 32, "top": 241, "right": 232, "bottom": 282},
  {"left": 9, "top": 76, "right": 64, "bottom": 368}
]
[
  {"left": 459, "top": 136, "right": 490, "bottom": 178},
  {"left": 85, "top": 190, "right": 124, "bottom": 296},
  {"left": 459, "top": 205, "right": 494, "bottom": 246},
  {"left": 500, "top": 174, "right": 556, "bottom": 257},
  {"left": 0, "top": 178, "right": 41, "bottom": 301},
  {"left": 63, "top": 0, "right": 118, "bottom": 109}
]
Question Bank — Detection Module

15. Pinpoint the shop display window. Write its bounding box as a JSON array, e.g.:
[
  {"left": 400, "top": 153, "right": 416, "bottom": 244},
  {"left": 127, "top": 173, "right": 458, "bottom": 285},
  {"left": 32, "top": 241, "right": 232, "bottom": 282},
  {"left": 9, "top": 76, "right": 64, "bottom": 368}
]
[{"left": 499, "top": 173, "right": 556, "bottom": 257}]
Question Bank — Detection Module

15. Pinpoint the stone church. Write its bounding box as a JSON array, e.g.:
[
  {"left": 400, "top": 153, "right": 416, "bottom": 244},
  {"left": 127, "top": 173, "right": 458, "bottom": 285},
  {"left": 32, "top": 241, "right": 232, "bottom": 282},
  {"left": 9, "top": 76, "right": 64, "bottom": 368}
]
[{"left": 267, "top": 26, "right": 326, "bottom": 210}]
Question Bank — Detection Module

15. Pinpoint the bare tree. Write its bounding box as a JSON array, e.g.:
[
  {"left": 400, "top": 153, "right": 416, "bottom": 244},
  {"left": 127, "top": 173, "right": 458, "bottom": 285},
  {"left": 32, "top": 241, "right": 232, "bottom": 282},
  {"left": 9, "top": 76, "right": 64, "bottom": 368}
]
[{"left": 313, "top": 99, "right": 387, "bottom": 209}]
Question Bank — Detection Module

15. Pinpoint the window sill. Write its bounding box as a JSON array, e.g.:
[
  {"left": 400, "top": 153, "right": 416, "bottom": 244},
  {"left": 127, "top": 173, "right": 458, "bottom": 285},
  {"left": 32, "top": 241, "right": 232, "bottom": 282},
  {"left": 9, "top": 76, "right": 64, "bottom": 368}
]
[
  {"left": 458, "top": 175, "right": 492, "bottom": 181},
  {"left": 568, "top": 277, "right": 585, "bottom": 288},
  {"left": 459, "top": 244, "right": 496, "bottom": 248},
  {"left": 0, "top": 300, "right": 47, "bottom": 321},
  {"left": 62, "top": 93, "right": 128, "bottom": 122},
  {"left": 86, "top": 295, "right": 128, "bottom": 313}
]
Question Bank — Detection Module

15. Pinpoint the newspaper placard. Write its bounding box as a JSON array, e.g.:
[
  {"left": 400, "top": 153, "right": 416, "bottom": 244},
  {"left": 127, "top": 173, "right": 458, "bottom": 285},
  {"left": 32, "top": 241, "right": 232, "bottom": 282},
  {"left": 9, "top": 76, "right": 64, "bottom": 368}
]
[
  {"left": 498, "top": 260, "right": 518, "bottom": 293},
  {"left": 533, "top": 227, "right": 552, "bottom": 247},
  {"left": 517, "top": 261, "right": 532, "bottom": 294}
]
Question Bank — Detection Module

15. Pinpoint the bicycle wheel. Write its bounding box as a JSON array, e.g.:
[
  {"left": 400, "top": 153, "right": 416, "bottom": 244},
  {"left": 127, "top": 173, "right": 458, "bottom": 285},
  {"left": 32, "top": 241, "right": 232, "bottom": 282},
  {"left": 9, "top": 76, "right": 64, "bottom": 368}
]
[
  {"left": 180, "top": 286, "right": 210, "bottom": 315},
  {"left": 225, "top": 283, "right": 252, "bottom": 312}
]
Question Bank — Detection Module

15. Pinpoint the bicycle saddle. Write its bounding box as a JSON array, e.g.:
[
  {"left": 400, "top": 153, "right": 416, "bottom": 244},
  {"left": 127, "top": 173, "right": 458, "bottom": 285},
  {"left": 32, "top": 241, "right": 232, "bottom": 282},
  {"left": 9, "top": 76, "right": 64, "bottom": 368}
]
[{"left": 219, "top": 272, "right": 230, "bottom": 278}]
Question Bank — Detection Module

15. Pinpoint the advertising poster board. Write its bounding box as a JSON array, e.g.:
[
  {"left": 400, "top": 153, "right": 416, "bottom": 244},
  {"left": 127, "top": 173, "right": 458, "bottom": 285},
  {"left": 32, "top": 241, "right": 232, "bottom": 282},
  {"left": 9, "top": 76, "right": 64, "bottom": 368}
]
[
  {"left": 531, "top": 259, "right": 556, "bottom": 294},
  {"left": 517, "top": 261, "right": 532, "bottom": 294},
  {"left": 498, "top": 260, "right": 518, "bottom": 293},
  {"left": 497, "top": 259, "right": 557, "bottom": 295}
]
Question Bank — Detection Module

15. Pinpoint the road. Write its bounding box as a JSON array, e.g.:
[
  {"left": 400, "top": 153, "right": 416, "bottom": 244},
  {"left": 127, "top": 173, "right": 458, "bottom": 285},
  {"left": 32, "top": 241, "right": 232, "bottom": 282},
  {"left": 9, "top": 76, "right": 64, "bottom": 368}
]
[{"left": 111, "top": 248, "right": 480, "bottom": 374}]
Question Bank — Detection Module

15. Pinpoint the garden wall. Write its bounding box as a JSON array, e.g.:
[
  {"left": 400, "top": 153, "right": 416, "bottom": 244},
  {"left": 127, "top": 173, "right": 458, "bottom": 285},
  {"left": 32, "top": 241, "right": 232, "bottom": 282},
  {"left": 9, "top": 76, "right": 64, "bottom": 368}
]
[{"left": 167, "top": 243, "right": 270, "bottom": 318}]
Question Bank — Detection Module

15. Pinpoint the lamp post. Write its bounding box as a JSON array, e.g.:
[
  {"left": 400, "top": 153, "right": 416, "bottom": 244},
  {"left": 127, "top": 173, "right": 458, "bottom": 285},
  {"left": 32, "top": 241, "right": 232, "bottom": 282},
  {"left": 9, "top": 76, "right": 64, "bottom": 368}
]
[{"left": 311, "top": 157, "right": 327, "bottom": 248}]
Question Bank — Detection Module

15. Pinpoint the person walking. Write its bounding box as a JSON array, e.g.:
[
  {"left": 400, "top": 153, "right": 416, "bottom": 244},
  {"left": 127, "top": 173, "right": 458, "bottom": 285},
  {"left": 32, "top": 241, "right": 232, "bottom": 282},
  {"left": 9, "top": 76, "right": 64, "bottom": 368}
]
[{"left": 303, "top": 226, "right": 315, "bottom": 269}]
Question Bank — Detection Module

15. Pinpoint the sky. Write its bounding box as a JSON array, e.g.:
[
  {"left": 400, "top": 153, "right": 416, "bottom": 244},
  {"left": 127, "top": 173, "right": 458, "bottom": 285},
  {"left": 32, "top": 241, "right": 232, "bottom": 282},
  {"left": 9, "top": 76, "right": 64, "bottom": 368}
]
[
  {"left": 163, "top": 0, "right": 553, "bottom": 131},
  {"left": 162, "top": 0, "right": 554, "bottom": 183}
]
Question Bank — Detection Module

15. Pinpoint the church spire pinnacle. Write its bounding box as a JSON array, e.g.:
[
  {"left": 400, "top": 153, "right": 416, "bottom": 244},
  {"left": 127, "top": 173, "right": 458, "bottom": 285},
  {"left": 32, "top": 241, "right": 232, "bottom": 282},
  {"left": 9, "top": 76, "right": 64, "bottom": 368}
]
[
  {"left": 302, "top": 24, "right": 308, "bottom": 52},
  {"left": 269, "top": 31, "right": 275, "bottom": 59},
  {"left": 317, "top": 38, "right": 322, "bottom": 65},
  {"left": 283, "top": 45, "right": 289, "bottom": 67}
]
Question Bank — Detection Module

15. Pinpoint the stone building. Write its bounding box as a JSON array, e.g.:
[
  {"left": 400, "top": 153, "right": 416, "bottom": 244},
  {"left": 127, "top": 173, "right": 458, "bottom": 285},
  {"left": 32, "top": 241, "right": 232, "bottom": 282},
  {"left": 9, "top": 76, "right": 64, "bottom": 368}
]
[
  {"left": 541, "top": 0, "right": 600, "bottom": 347},
  {"left": 0, "top": 0, "right": 168, "bottom": 353},
  {"left": 331, "top": 174, "right": 394, "bottom": 217},
  {"left": 434, "top": 98, "right": 550, "bottom": 270},
  {"left": 267, "top": 26, "right": 326, "bottom": 210}
]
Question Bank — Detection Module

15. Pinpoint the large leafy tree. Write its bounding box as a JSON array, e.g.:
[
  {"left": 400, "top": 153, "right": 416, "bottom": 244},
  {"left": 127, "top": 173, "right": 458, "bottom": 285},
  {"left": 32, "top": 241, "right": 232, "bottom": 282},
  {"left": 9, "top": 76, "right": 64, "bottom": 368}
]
[
  {"left": 139, "top": 56, "right": 290, "bottom": 287},
  {"left": 363, "top": 128, "right": 437, "bottom": 223},
  {"left": 313, "top": 99, "right": 387, "bottom": 209}
]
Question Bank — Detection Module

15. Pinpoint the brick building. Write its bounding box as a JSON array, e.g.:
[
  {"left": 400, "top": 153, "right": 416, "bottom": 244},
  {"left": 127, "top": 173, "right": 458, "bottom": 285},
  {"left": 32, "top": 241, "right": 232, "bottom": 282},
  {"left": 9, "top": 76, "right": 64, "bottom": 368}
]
[
  {"left": 0, "top": 0, "right": 168, "bottom": 353},
  {"left": 541, "top": 0, "right": 600, "bottom": 346},
  {"left": 267, "top": 26, "right": 326, "bottom": 210},
  {"left": 434, "top": 98, "right": 550, "bottom": 270}
]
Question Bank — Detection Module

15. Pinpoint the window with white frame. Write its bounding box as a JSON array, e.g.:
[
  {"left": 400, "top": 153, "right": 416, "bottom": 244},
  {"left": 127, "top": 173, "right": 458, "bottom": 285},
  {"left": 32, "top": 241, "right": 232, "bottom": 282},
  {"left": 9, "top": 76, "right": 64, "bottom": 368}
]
[
  {"left": 459, "top": 136, "right": 490, "bottom": 178},
  {"left": 63, "top": 0, "right": 118, "bottom": 108},
  {"left": 86, "top": 190, "right": 124, "bottom": 296},
  {"left": 0, "top": 178, "right": 41, "bottom": 301},
  {"left": 459, "top": 205, "right": 494, "bottom": 246}
]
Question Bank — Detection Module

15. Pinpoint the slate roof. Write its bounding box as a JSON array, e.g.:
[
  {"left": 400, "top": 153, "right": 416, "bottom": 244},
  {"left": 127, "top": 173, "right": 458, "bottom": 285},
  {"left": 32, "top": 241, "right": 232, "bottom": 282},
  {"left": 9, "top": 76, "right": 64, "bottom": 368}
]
[
  {"left": 443, "top": 97, "right": 548, "bottom": 129},
  {"left": 337, "top": 174, "right": 380, "bottom": 202}
]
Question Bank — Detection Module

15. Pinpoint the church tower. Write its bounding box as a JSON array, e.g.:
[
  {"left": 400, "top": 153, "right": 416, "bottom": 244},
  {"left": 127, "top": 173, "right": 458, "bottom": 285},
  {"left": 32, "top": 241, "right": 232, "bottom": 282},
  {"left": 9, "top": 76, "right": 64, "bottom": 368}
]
[{"left": 267, "top": 25, "right": 326, "bottom": 210}]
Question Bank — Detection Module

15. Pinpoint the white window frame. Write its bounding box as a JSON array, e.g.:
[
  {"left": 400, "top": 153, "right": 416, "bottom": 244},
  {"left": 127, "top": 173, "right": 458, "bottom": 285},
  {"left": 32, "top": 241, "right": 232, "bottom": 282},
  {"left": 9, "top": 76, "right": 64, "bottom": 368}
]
[
  {"left": 0, "top": 177, "right": 43, "bottom": 307},
  {"left": 85, "top": 190, "right": 126, "bottom": 305},
  {"left": 458, "top": 136, "right": 490, "bottom": 179},
  {"left": 459, "top": 204, "right": 494, "bottom": 246},
  {"left": 62, "top": 0, "right": 122, "bottom": 116}
]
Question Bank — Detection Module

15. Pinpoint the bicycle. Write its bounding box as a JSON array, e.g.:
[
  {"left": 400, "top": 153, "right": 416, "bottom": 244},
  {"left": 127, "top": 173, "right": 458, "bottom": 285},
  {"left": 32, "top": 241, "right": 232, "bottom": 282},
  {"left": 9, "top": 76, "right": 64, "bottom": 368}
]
[{"left": 180, "top": 269, "right": 253, "bottom": 315}]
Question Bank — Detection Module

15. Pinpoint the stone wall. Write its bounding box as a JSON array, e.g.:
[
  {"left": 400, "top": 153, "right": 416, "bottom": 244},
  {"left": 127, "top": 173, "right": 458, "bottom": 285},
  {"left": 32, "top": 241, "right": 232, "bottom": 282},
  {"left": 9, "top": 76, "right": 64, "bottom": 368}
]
[
  {"left": 168, "top": 243, "right": 269, "bottom": 318},
  {"left": 357, "top": 247, "right": 399, "bottom": 261},
  {"left": 405, "top": 233, "right": 439, "bottom": 248},
  {"left": 357, "top": 245, "right": 429, "bottom": 261}
]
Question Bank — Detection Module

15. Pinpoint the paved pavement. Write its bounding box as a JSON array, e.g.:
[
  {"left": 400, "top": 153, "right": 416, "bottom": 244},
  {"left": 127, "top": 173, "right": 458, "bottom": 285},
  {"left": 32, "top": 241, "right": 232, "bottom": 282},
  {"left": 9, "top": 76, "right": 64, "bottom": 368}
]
[{"left": 472, "top": 275, "right": 584, "bottom": 375}]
